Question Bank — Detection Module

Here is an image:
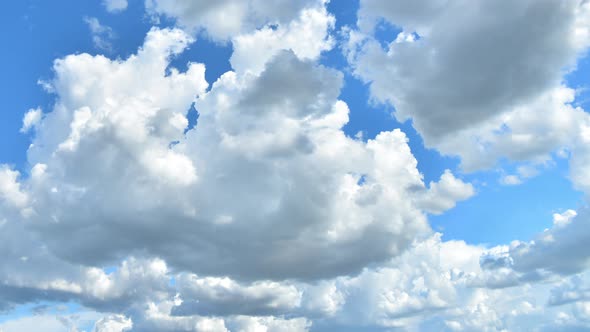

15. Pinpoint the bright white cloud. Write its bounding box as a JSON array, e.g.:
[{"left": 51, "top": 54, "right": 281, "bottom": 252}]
[
  {"left": 19, "top": 25, "right": 477, "bottom": 283},
  {"left": 20, "top": 107, "right": 43, "bottom": 133},
  {"left": 0, "top": 166, "right": 28, "bottom": 209},
  {"left": 418, "top": 169, "right": 474, "bottom": 215},
  {"left": 230, "top": 5, "right": 334, "bottom": 75},
  {"left": 93, "top": 315, "right": 133, "bottom": 332}
]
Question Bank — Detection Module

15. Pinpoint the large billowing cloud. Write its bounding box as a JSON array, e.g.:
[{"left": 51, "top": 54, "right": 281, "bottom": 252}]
[
  {"left": 347, "top": 0, "right": 590, "bottom": 171},
  {"left": 18, "top": 25, "right": 476, "bottom": 282}
]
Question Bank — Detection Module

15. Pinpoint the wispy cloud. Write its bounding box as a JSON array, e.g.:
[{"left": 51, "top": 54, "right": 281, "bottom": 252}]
[{"left": 84, "top": 16, "right": 115, "bottom": 53}]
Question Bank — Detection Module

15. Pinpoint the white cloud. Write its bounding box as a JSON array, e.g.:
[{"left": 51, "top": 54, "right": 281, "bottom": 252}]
[
  {"left": 19, "top": 25, "right": 467, "bottom": 282},
  {"left": 346, "top": 0, "right": 590, "bottom": 173},
  {"left": 20, "top": 107, "right": 43, "bottom": 133},
  {"left": 418, "top": 169, "right": 474, "bottom": 215},
  {"left": 93, "top": 315, "right": 133, "bottom": 332},
  {"left": 226, "top": 316, "right": 311, "bottom": 332},
  {"left": 172, "top": 274, "right": 302, "bottom": 316},
  {"left": 230, "top": 5, "right": 334, "bottom": 75},
  {"left": 103, "top": 0, "right": 128, "bottom": 13},
  {"left": 554, "top": 210, "right": 578, "bottom": 228},
  {"left": 0, "top": 166, "right": 28, "bottom": 210},
  {"left": 500, "top": 174, "right": 522, "bottom": 186},
  {"left": 473, "top": 208, "right": 590, "bottom": 291},
  {"left": 500, "top": 165, "right": 542, "bottom": 186},
  {"left": 84, "top": 17, "right": 116, "bottom": 52},
  {"left": 570, "top": 122, "right": 590, "bottom": 194},
  {"left": 145, "top": 0, "right": 325, "bottom": 41}
]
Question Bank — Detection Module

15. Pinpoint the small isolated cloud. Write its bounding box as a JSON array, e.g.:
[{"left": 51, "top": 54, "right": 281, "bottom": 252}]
[
  {"left": 418, "top": 169, "right": 475, "bottom": 215},
  {"left": 500, "top": 174, "right": 522, "bottom": 186},
  {"left": 20, "top": 107, "right": 42, "bottom": 133},
  {"left": 84, "top": 16, "right": 115, "bottom": 52},
  {"left": 102, "top": 0, "right": 128, "bottom": 13},
  {"left": 93, "top": 315, "right": 133, "bottom": 332},
  {"left": 500, "top": 164, "right": 541, "bottom": 186}
]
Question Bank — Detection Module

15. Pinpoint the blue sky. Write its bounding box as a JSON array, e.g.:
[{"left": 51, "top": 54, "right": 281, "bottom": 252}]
[{"left": 2, "top": 1, "right": 590, "bottom": 331}]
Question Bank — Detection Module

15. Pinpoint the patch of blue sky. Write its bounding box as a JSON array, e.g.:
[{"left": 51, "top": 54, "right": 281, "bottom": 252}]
[
  {"left": 436, "top": 51, "right": 590, "bottom": 246},
  {"left": 166, "top": 36, "right": 233, "bottom": 132},
  {"left": 103, "top": 265, "right": 118, "bottom": 275},
  {"left": 432, "top": 156, "right": 584, "bottom": 245},
  {"left": 567, "top": 51, "right": 590, "bottom": 110},
  {"left": 165, "top": 30, "right": 233, "bottom": 87}
]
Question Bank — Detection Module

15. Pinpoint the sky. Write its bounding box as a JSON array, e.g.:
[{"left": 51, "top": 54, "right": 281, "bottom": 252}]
[{"left": 0, "top": 0, "right": 590, "bottom": 331}]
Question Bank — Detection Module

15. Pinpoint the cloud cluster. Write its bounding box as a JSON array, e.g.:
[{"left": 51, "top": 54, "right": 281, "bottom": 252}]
[
  {"left": 17, "top": 19, "right": 477, "bottom": 284},
  {"left": 3, "top": 0, "right": 590, "bottom": 331}
]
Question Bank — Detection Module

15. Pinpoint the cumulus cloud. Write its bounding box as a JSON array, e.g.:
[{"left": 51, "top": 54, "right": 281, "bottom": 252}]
[
  {"left": 18, "top": 24, "right": 479, "bottom": 282},
  {"left": 470, "top": 207, "right": 590, "bottom": 294},
  {"left": 145, "top": 0, "right": 326, "bottom": 41},
  {"left": 418, "top": 169, "right": 474, "bottom": 215},
  {"left": 172, "top": 275, "right": 302, "bottom": 316},
  {"left": 0, "top": 166, "right": 28, "bottom": 209},
  {"left": 346, "top": 0, "right": 590, "bottom": 172},
  {"left": 230, "top": 6, "right": 334, "bottom": 75},
  {"left": 509, "top": 208, "right": 590, "bottom": 276}
]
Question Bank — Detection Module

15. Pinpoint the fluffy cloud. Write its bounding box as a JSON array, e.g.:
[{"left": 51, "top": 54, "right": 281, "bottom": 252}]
[
  {"left": 230, "top": 5, "right": 334, "bottom": 75},
  {"left": 172, "top": 275, "right": 301, "bottom": 316},
  {"left": 145, "top": 0, "right": 326, "bottom": 41},
  {"left": 0, "top": 167, "right": 28, "bottom": 210},
  {"left": 471, "top": 207, "right": 590, "bottom": 297},
  {"left": 506, "top": 208, "right": 590, "bottom": 276},
  {"left": 347, "top": 0, "right": 590, "bottom": 172},
  {"left": 418, "top": 169, "right": 475, "bottom": 215},
  {"left": 20, "top": 107, "right": 43, "bottom": 133},
  {"left": 18, "top": 24, "right": 477, "bottom": 283}
]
